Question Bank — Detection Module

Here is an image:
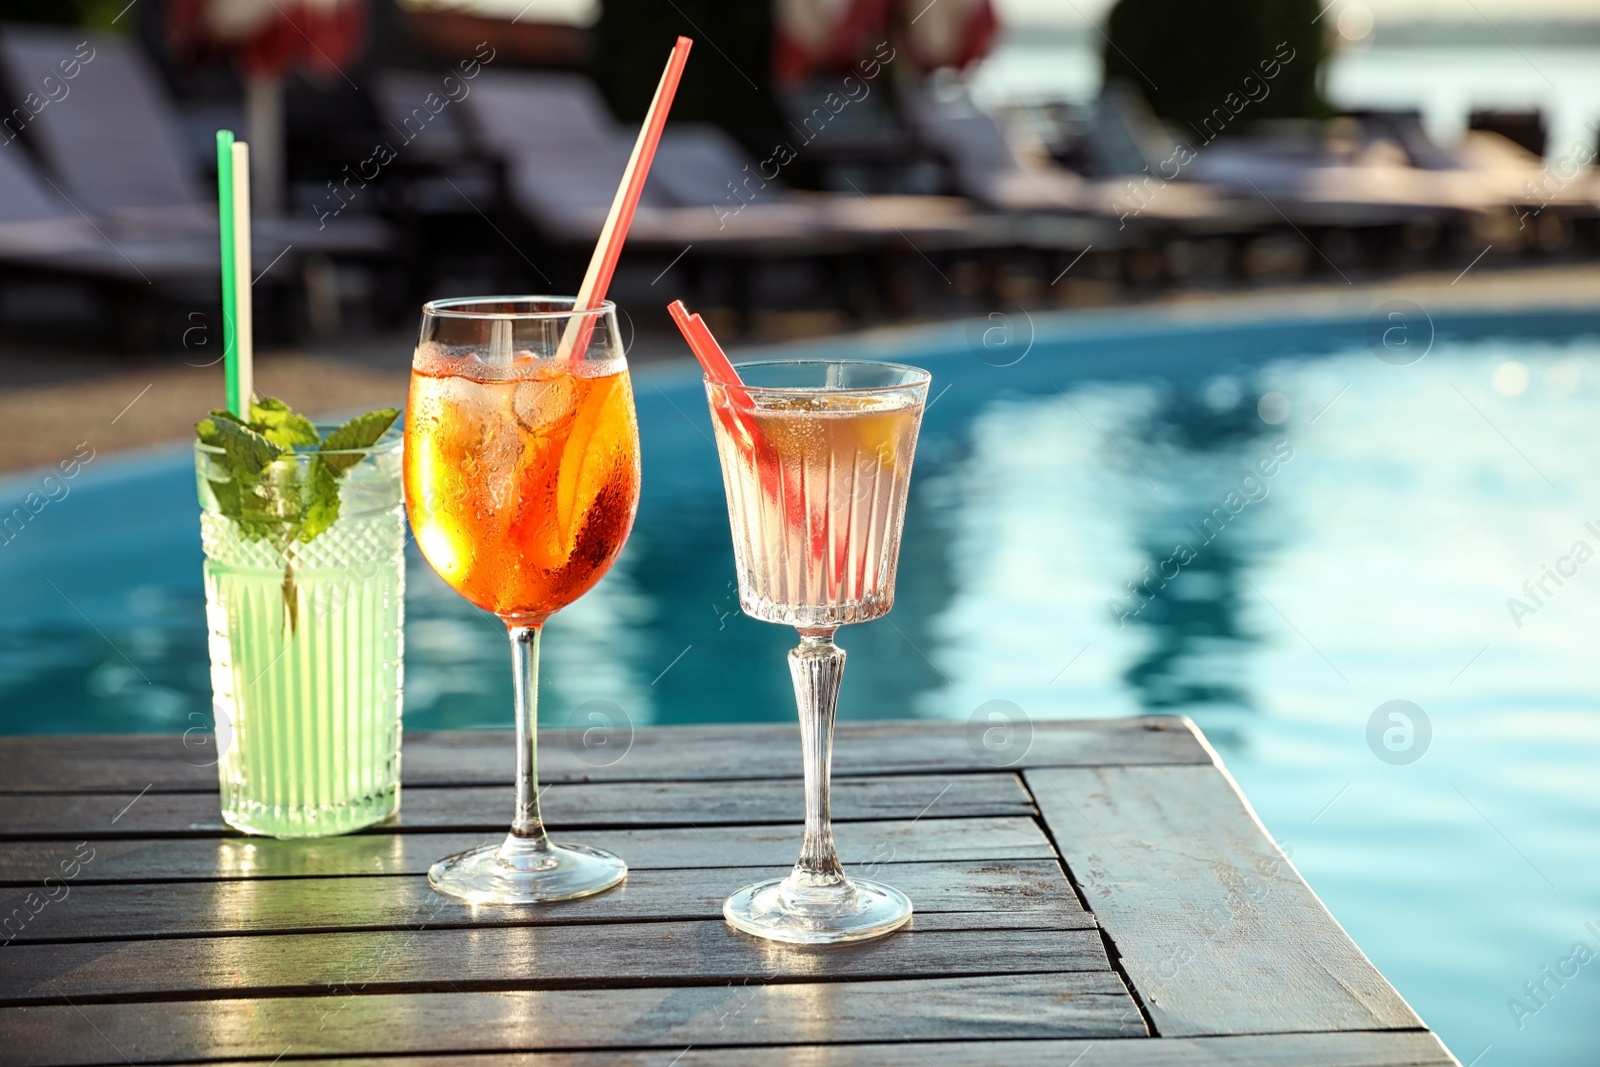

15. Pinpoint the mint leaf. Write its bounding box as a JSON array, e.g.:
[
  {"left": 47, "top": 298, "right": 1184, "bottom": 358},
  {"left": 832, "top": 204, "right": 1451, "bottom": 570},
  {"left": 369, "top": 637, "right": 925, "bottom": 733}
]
[
  {"left": 205, "top": 475, "right": 243, "bottom": 524},
  {"left": 195, "top": 411, "right": 233, "bottom": 447},
  {"left": 198, "top": 414, "right": 283, "bottom": 477},
  {"left": 197, "top": 401, "right": 397, "bottom": 559},
  {"left": 251, "top": 457, "right": 304, "bottom": 527},
  {"left": 299, "top": 457, "right": 342, "bottom": 542},
  {"left": 319, "top": 409, "right": 400, "bottom": 474},
  {"left": 197, "top": 413, "right": 293, "bottom": 546},
  {"left": 251, "top": 397, "right": 319, "bottom": 448},
  {"left": 197, "top": 417, "right": 243, "bottom": 524},
  {"left": 302, "top": 407, "right": 397, "bottom": 540},
  {"left": 196, "top": 398, "right": 398, "bottom": 635}
]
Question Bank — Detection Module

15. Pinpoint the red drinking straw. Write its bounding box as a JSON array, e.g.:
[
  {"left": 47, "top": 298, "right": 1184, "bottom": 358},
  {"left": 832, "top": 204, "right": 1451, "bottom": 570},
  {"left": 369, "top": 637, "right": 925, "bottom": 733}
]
[
  {"left": 556, "top": 36, "right": 694, "bottom": 364},
  {"left": 668, "top": 300, "right": 743, "bottom": 397},
  {"left": 669, "top": 299, "right": 756, "bottom": 450},
  {"left": 670, "top": 300, "right": 817, "bottom": 551}
]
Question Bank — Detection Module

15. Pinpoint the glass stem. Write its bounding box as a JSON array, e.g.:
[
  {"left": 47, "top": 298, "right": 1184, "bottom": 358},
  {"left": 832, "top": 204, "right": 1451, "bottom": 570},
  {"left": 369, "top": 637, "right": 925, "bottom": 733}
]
[
  {"left": 501, "top": 624, "right": 553, "bottom": 861},
  {"left": 784, "top": 629, "right": 849, "bottom": 897}
]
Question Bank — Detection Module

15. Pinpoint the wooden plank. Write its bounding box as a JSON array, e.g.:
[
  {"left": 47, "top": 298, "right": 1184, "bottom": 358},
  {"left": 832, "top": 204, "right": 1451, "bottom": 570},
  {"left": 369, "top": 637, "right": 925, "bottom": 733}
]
[
  {"left": 0, "top": 973, "right": 1145, "bottom": 1065},
  {"left": 0, "top": 816, "right": 1057, "bottom": 884},
  {"left": 1027, "top": 765, "right": 1423, "bottom": 1037},
  {"left": 0, "top": 774, "right": 1033, "bottom": 838},
  {"left": 400, "top": 720, "right": 1209, "bottom": 783},
  {"left": 0, "top": 718, "right": 1208, "bottom": 792},
  {"left": 0, "top": 860, "right": 1090, "bottom": 942},
  {"left": 179, "top": 1031, "right": 1462, "bottom": 1066},
  {"left": 0, "top": 921, "right": 1110, "bottom": 1004}
]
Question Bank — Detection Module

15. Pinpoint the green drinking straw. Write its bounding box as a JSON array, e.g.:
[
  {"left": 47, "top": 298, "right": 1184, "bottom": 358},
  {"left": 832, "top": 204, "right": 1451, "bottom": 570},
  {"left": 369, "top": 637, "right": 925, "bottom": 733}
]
[{"left": 216, "top": 129, "right": 242, "bottom": 417}]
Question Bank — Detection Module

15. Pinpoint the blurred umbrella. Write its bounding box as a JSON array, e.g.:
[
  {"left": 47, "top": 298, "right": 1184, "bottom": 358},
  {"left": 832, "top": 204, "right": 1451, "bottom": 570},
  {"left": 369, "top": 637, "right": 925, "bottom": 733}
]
[
  {"left": 774, "top": 0, "right": 889, "bottom": 85},
  {"left": 901, "top": 0, "right": 998, "bottom": 73},
  {"left": 169, "top": 0, "right": 370, "bottom": 214},
  {"left": 774, "top": 0, "right": 996, "bottom": 84}
]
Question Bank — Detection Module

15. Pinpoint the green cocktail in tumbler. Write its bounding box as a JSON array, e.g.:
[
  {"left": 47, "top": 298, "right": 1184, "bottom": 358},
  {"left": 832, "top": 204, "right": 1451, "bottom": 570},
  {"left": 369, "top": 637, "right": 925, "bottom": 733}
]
[{"left": 196, "top": 417, "right": 405, "bottom": 838}]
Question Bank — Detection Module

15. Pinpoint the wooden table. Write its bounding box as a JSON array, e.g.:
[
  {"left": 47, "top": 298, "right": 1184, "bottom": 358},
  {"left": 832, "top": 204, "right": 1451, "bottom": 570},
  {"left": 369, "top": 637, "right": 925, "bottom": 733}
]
[{"left": 0, "top": 718, "right": 1459, "bottom": 1066}]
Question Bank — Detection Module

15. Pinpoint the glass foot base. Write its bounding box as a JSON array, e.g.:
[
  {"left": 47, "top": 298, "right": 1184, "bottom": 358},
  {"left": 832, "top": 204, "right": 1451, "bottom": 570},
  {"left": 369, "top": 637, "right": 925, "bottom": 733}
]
[
  {"left": 723, "top": 876, "right": 912, "bottom": 944},
  {"left": 428, "top": 839, "right": 627, "bottom": 904}
]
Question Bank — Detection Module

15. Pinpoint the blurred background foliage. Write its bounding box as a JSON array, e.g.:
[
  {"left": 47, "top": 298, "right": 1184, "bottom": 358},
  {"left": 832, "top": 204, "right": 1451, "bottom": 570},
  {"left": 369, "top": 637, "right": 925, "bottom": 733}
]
[
  {"left": 0, "top": 0, "right": 138, "bottom": 32},
  {"left": 1103, "top": 0, "right": 1331, "bottom": 127},
  {"left": 590, "top": 0, "right": 784, "bottom": 146}
]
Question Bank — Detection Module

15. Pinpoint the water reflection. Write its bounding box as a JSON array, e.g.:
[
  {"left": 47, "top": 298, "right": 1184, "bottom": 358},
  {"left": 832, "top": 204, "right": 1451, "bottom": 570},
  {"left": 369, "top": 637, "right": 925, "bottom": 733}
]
[
  {"left": 1139, "top": 376, "right": 1266, "bottom": 452},
  {"left": 1123, "top": 535, "right": 1253, "bottom": 712},
  {"left": 1118, "top": 380, "right": 1282, "bottom": 749},
  {"left": 213, "top": 831, "right": 408, "bottom": 879}
]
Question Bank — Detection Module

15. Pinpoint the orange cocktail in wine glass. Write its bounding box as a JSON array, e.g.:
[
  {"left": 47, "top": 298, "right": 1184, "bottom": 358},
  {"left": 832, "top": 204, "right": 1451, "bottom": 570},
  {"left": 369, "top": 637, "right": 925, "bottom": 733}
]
[{"left": 405, "top": 296, "right": 639, "bottom": 903}]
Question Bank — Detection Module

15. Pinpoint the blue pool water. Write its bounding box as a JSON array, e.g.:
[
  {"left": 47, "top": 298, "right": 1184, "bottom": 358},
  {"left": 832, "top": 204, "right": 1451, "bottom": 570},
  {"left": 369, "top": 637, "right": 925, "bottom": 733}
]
[{"left": 4, "top": 306, "right": 1600, "bottom": 1064}]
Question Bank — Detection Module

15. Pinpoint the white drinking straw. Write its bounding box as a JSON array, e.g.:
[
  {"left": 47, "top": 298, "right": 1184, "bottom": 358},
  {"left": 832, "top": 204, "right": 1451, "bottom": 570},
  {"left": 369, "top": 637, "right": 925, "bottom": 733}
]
[{"left": 231, "top": 140, "right": 254, "bottom": 412}]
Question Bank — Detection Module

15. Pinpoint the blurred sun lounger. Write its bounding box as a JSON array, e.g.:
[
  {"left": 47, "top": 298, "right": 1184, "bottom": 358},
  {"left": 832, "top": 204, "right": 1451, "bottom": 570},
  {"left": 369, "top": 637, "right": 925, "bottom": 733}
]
[
  {"left": 1185, "top": 126, "right": 1483, "bottom": 227},
  {"left": 0, "top": 26, "right": 395, "bottom": 260},
  {"left": 0, "top": 137, "right": 286, "bottom": 287},
  {"left": 646, "top": 122, "right": 998, "bottom": 251},
  {"left": 902, "top": 84, "right": 1238, "bottom": 240},
  {"left": 1183, "top": 111, "right": 1600, "bottom": 236},
  {"left": 460, "top": 70, "right": 1001, "bottom": 254},
  {"left": 460, "top": 70, "right": 817, "bottom": 252}
]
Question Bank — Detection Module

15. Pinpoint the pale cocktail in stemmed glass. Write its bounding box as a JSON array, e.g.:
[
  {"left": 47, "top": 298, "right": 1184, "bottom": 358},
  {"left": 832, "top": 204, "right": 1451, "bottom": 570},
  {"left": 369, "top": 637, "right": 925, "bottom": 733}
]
[
  {"left": 705, "top": 359, "right": 931, "bottom": 943},
  {"left": 405, "top": 297, "right": 640, "bottom": 903}
]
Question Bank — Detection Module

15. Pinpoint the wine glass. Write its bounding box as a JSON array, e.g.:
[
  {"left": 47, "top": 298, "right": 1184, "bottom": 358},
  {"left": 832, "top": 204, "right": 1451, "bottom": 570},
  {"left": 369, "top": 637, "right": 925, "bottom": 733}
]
[
  {"left": 405, "top": 297, "right": 640, "bottom": 903},
  {"left": 704, "top": 359, "right": 931, "bottom": 943}
]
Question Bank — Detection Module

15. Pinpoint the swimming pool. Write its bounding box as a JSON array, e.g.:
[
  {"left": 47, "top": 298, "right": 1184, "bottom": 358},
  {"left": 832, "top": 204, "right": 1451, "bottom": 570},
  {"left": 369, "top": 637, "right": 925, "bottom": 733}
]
[{"left": 3, "top": 305, "right": 1598, "bottom": 1064}]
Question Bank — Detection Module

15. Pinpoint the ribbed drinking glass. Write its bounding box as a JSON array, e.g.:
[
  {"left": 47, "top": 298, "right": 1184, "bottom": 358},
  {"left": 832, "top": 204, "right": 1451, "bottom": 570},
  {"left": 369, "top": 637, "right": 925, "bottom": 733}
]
[
  {"left": 197, "top": 429, "right": 405, "bottom": 838},
  {"left": 705, "top": 359, "right": 930, "bottom": 943}
]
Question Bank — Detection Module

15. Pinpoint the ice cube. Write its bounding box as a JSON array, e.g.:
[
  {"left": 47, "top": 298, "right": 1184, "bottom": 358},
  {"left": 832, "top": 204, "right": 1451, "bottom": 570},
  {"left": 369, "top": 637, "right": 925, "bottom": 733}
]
[
  {"left": 428, "top": 375, "right": 522, "bottom": 512},
  {"left": 423, "top": 372, "right": 488, "bottom": 424},
  {"left": 474, "top": 423, "right": 524, "bottom": 514},
  {"left": 513, "top": 374, "right": 577, "bottom": 435},
  {"left": 483, "top": 319, "right": 514, "bottom": 366}
]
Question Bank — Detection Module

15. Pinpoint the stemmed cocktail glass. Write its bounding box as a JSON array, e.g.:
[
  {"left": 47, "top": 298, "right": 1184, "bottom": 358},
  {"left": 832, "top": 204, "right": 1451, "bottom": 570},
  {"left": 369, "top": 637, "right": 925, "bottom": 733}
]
[
  {"left": 405, "top": 297, "right": 640, "bottom": 903},
  {"left": 705, "top": 359, "right": 931, "bottom": 943}
]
